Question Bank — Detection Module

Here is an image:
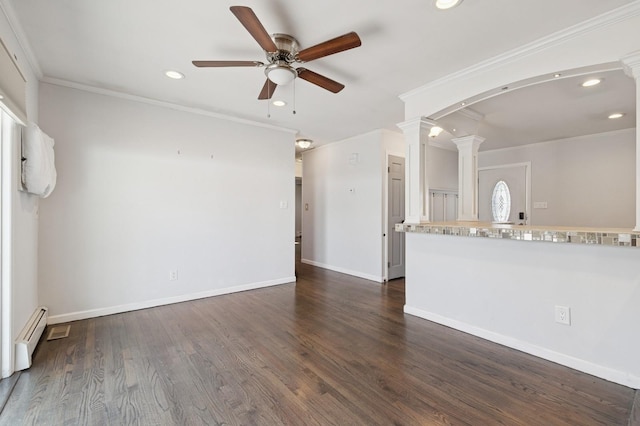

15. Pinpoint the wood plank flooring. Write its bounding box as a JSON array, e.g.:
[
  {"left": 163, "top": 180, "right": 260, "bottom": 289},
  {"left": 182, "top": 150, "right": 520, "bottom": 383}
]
[{"left": 1, "top": 260, "right": 636, "bottom": 425}]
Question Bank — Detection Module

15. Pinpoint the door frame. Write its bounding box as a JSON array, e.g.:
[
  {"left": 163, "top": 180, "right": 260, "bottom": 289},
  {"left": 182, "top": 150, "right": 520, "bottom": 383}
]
[
  {"left": 384, "top": 151, "right": 405, "bottom": 281},
  {"left": 478, "top": 161, "right": 532, "bottom": 224}
]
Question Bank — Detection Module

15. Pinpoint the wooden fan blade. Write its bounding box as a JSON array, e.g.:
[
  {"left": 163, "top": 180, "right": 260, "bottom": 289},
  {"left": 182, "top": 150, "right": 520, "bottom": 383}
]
[
  {"left": 297, "top": 68, "right": 345, "bottom": 93},
  {"left": 192, "top": 60, "right": 263, "bottom": 67},
  {"left": 258, "top": 79, "right": 278, "bottom": 100},
  {"left": 297, "top": 32, "right": 361, "bottom": 62},
  {"left": 230, "top": 6, "right": 277, "bottom": 53}
]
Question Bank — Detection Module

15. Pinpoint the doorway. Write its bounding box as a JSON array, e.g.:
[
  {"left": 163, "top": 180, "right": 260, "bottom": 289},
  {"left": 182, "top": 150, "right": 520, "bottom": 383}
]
[
  {"left": 479, "top": 163, "right": 531, "bottom": 224},
  {"left": 387, "top": 155, "right": 405, "bottom": 280}
]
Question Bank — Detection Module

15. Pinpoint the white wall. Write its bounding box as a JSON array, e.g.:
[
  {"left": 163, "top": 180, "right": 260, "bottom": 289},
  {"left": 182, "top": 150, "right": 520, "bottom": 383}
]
[
  {"left": 38, "top": 82, "right": 296, "bottom": 322},
  {"left": 302, "top": 129, "right": 403, "bottom": 282},
  {"left": 405, "top": 233, "right": 640, "bottom": 388},
  {"left": 427, "top": 145, "right": 458, "bottom": 191},
  {"left": 479, "top": 129, "right": 636, "bottom": 227},
  {"left": 1, "top": 3, "right": 40, "bottom": 377}
]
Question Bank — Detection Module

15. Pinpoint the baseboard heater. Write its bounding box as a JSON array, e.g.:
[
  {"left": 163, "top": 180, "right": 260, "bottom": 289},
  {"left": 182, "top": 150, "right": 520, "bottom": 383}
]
[{"left": 15, "top": 306, "right": 48, "bottom": 371}]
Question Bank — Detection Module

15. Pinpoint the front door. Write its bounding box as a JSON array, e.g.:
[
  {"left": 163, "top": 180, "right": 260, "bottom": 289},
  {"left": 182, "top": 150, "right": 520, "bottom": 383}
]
[{"left": 478, "top": 164, "right": 529, "bottom": 224}]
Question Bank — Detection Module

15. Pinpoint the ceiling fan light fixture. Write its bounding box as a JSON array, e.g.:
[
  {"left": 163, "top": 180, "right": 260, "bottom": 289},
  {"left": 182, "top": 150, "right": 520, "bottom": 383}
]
[
  {"left": 435, "top": 0, "right": 463, "bottom": 10},
  {"left": 296, "top": 139, "right": 313, "bottom": 149},
  {"left": 266, "top": 64, "right": 296, "bottom": 85},
  {"left": 273, "top": 100, "right": 287, "bottom": 107}
]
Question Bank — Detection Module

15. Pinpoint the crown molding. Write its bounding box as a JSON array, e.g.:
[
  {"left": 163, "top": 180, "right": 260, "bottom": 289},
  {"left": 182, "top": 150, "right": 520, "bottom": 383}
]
[
  {"left": 0, "top": 0, "right": 43, "bottom": 79},
  {"left": 621, "top": 50, "right": 640, "bottom": 78},
  {"left": 41, "top": 77, "right": 299, "bottom": 135},
  {"left": 456, "top": 107, "right": 484, "bottom": 122},
  {"left": 400, "top": 1, "right": 640, "bottom": 102}
]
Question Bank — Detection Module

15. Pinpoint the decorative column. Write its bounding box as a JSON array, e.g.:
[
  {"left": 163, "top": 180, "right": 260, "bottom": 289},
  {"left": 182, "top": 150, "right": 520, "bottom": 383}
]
[
  {"left": 452, "top": 135, "right": 485, "bottom": 221},
  {"left": 622, "top": 51, "right": 640, "bottom": 231},
  {"left": 397, "top": 118, "right": 432, "bottom": 223}
]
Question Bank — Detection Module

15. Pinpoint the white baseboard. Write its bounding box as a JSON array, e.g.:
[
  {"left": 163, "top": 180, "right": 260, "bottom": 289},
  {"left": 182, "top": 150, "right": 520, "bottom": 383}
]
[
  {"left": 404, "top": 305, "right": 640, "bottom": 389},
  {"left": 47, "top": 276, "right": 296, "bottom": 325},
  {"left": 301, "top": 259, "right": 383, "bottom": 283}
]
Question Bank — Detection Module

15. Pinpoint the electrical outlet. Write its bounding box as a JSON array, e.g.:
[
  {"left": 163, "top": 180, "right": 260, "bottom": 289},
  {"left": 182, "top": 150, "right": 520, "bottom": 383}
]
[
  {"left": 169, "top": 269, "right": 178, "bottom": 281},
  {"left": 554, "top": 305, "right": 571, "bottom": 325}
]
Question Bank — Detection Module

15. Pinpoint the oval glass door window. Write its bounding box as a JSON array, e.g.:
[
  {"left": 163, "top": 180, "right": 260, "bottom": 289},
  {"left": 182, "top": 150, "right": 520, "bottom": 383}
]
[{"left": 491, "top": 180, "right": 511, "bottom": 223}]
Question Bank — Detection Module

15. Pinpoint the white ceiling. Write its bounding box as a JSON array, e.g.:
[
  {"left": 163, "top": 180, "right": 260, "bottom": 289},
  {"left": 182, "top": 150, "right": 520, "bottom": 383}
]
[
  {"left": 5, "top": 0, "right": 637, "bottom": 149},
  {"left": 435, "top": 68, "right": 637, "bottom": 151}
]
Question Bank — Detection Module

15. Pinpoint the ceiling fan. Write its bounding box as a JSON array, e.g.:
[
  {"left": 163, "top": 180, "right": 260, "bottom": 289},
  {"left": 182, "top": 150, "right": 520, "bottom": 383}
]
[{"left": 192, "top": 6, "right": 362, "bottom": 100}]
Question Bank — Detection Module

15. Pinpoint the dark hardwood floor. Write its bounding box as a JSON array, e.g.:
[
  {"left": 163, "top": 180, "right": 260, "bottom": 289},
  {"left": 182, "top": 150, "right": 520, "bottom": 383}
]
[{"left": 0, "top": 253, "right": 636, "bottom": 425}]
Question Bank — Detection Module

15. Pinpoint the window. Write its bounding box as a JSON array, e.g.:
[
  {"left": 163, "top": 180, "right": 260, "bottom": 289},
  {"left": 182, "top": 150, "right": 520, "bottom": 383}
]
[{"left": 491, "top": 180, "right": 511, "bottom": 223}]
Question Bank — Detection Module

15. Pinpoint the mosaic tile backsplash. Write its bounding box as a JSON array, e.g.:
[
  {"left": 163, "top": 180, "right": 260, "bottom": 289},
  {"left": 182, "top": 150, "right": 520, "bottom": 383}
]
[{"left": 396, "top": 222, "right": 639, "bottom": 248}]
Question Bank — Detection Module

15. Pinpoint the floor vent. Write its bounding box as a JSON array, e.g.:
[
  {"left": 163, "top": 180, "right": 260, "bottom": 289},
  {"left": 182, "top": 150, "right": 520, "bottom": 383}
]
[
  {"left": 15, "top": 307, "right": 48, "bottom": 371},
  {"left": 46, "top": 325, "right": 70, "bottom": 341}
]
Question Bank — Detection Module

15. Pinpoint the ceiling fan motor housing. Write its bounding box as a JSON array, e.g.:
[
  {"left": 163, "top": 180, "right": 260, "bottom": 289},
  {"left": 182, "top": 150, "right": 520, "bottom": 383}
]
[{"left": 266, "top": 33, "right": 299, "bottom": 63}]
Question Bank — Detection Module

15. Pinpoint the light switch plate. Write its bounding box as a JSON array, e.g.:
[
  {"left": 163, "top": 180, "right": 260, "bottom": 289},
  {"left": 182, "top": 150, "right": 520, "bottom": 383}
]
[{"left": 534, "top": 201, "right": 548, "bottom": 209}]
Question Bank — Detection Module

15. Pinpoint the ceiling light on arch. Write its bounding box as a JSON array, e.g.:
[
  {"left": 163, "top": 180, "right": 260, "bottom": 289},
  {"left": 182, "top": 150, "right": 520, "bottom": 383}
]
[
  {"left": 428, "top": 126, "right": 444, "bottom": 138},
  {"left": 435, "top": 0, "right": 463, "bottom": 10},
  {"left": 296, "top": 139, "right": 313, "bottom": 149},
  {"left": 581, "top": 78, "right": 601, "bottom": 87}
]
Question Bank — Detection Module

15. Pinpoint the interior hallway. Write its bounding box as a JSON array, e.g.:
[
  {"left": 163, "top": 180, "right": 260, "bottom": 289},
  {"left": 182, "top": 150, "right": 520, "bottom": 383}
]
[{"left": 0, "top": 252, "right": 636, "bottom": 424}]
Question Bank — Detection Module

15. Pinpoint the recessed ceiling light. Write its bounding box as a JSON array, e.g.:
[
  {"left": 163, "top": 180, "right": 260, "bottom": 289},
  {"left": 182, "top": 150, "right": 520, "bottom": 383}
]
[
  {"left": 608, "top": 113, "right": 625, "bottom": 119},
  {"left": 435, "top": 0, "right": 463, "bottom": 10},
  {"left": 554, "top": 73, "right": 562, "bottom": 78},
  {"left": 0, "top": 94, "right": 4, "bottom": 100},
  {"left": 165, "top": 70, "right": 185, "bottom": 80},
  {"left": 581, "top": 78, "right": 601, "bottom": 87},
  {"left": 460, "top": 102, "right": 466, "bottom": 106},
  {"left": 273, "top": 100, "right": 286, "bottom": 107}
]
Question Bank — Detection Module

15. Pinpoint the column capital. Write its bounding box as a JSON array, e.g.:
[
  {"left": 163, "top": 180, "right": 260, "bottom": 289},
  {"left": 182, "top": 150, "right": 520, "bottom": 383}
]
[
  {"left": 452, "top": 135, "right": 485, "bottom": 151},
  {"left": 397, "top": 117, "right": 436, "bottom": 134},
  {"left": 621, "top": 50, "right": 640, "bottom": 79}
]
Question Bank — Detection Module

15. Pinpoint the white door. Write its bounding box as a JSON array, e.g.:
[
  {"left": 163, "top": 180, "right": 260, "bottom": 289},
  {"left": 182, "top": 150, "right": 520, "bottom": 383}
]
[
  {"left": 479, "top": 164, "right": 529, "bottom": 224},
  {"left": 387, "top": 155, "right": 405, "bottom": 280},
  {"left": 430, "top": 191, "right": 458, "bottom": 222}
]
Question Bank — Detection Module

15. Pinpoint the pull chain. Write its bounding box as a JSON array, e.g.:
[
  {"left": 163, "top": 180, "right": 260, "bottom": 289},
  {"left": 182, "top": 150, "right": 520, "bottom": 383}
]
[
  {"left": 267, "top": 81, "right": 271, "bottom": 118},
  {"left": 293, "top": 78, "right": 297, "bottom": 115}
]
